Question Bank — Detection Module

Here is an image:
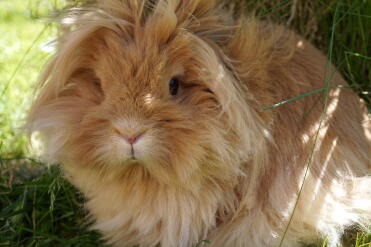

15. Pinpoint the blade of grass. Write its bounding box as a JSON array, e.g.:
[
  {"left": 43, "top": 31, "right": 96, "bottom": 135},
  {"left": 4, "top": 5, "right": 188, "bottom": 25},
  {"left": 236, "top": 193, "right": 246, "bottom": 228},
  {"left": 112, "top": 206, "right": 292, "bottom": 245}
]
[
  {"left": 262, "top": 85, "right": 349, "bottom": 111},
  {"left": 257, "top": 0, "right": 291, "bottom": 18},
  {"left": 277, "top": 3, "right": 340, "bottom": 246},
  {"left": 344, "top": 52, "right": 371, "bottom": 60},
  {"left": 20, "top": 226, "right": 66, "bottom": 243},
  {"left": 321, "top": 236, "right": 328, "bottom": 247},
  {"left": 358, "top": 242, "right": 371, "bottom": 247},
  {"left": 1, "top": 24, "right": 49, "bottom": 98}
]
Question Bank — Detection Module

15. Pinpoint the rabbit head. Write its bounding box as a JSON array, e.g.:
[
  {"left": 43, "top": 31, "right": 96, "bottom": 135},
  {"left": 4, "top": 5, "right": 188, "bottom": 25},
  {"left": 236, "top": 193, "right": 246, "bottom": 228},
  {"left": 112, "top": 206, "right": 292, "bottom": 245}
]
[{"left": 26, "top": 0, "right": 265, "bottom": 185}]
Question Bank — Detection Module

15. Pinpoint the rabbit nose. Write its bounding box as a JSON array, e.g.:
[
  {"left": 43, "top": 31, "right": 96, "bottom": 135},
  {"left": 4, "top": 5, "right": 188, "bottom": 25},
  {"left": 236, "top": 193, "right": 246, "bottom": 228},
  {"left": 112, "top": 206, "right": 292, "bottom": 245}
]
[
  {"left": 126, "top": 135, "right": 139, "bottom": 144},
  {"left": 120, "top": 131, "right": 144, "bottom": 145},
  {"left": 112, "top": 122, "right": 147, "bottom": 145}
]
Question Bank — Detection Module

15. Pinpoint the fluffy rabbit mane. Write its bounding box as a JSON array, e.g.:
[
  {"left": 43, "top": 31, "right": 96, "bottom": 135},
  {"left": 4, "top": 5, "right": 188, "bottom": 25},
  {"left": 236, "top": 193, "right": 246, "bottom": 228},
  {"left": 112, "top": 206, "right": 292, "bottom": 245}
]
[{"left": 26, "top": 0, "right": 370, "bottom": 246}]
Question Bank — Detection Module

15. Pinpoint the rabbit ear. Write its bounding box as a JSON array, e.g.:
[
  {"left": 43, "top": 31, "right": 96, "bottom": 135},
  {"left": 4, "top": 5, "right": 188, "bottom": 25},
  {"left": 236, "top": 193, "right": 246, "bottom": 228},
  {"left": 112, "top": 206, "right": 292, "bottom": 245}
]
[
  {"left": 61, "top": 0, "right": 228, "bottom": 46},
  {"left": 94, "top": 0, "right": 147, "bottom": 24},
  {"left": 143, "top": 0, "right": 235, "bottom": 45},
  {"left": 28, "top": 0, "right": 227, "bottom": 118},
  {"left": 95, "top": 0, "right": 217, "bottom": 23}
]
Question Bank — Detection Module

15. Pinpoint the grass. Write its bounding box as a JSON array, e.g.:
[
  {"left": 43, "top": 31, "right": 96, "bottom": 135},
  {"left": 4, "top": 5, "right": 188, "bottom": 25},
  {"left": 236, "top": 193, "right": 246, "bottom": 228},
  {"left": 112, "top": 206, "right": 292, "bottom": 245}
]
[
  {"left": 0, "top": 164, "right": 106, "bottom": 247},
  {"left": 0, "top": 0, "right": 58, "bottom": 157},
  {"left": 0, "top": 0, "right": 370, "bottom": 246}
]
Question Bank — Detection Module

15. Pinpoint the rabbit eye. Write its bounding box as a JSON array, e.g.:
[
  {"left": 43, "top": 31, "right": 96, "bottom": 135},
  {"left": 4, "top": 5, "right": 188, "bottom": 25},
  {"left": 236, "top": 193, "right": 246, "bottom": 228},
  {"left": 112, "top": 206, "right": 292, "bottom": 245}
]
[
  {"left": 169, "top": 78, "right": 179, "bottom": 96},
  {"left": 93, "top": 79, "right": 103, "bottom": 94}
]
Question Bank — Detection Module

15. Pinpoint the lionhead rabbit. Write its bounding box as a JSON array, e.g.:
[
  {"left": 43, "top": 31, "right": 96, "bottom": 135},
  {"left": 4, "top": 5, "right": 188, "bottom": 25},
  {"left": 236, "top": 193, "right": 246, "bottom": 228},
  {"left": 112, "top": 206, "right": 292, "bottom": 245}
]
[{"left": 26, "top": 0, "right": 371, "bottom": 246}]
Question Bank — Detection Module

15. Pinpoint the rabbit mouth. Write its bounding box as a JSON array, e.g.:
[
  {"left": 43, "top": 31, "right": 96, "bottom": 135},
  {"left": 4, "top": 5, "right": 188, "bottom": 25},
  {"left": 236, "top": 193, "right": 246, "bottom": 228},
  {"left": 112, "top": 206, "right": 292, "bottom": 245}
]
[{"left": 124, "top": 157, "right": 139, "bottom": 164}]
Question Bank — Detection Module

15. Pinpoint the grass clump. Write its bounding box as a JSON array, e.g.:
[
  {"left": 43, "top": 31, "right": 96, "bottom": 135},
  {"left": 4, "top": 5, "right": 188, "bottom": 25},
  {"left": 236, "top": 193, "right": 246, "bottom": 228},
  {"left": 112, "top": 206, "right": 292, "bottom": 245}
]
[{"left": 0, "top": 163, "right": 106, "bottom": 247}]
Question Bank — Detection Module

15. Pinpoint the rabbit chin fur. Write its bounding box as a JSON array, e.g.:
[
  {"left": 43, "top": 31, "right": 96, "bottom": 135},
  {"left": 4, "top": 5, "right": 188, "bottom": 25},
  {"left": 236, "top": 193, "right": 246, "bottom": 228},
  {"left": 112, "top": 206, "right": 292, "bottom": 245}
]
[{"left": 26, "top": 0, "right": 370, "bottom": 246}]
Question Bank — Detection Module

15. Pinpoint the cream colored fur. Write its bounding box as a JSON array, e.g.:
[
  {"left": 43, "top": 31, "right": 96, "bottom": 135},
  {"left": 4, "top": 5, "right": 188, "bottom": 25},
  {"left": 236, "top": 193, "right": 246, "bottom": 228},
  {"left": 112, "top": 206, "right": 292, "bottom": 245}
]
[{"left": 26, "top": 0, "right": 371, "bottom": 246}]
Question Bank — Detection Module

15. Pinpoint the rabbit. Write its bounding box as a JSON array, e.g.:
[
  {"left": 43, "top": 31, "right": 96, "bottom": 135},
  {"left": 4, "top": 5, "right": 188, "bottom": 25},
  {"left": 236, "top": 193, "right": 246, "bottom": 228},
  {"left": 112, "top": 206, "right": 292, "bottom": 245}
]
[{"left": 26, "top": 0, "right": 371, "bottom": 246}]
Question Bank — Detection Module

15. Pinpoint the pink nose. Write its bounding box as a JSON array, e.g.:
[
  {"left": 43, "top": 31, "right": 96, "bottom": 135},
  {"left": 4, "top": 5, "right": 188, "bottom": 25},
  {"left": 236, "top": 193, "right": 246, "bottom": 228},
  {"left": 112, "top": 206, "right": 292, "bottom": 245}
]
[
  {"left": 126, "top": 136, "right": 138, "bottom": 144},
  {"left": 122, "top": 132, "right": 144, "bottom": 145},
  {"left": 114, "top": 127, "right": 144, "bottom": 145}
]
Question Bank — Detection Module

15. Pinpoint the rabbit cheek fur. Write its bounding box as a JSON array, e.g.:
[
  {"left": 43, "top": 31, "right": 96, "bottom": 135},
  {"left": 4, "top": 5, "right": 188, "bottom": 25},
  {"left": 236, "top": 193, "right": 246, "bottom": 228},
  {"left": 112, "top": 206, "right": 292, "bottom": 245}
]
[{"left": 26, "top": 0, "right": 370, "bottom": 246}]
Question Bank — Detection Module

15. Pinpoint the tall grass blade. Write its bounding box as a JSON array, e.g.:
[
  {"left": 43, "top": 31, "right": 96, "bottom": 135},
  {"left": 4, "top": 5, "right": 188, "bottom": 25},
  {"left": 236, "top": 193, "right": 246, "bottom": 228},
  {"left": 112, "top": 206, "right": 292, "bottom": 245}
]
[
  {"left": 1, "top": 25, "right": 49, "bottom": 98},
  {"left": 277, "top": 3, "right": 340, "bottom": 246}
]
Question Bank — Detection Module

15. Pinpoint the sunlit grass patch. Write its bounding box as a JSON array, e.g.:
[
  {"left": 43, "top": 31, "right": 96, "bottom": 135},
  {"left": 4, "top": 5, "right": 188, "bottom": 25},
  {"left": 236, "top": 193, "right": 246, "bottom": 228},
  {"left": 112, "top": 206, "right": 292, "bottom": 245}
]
[{"left": 0, "top": 0, "right": 59, "bottom": 157}]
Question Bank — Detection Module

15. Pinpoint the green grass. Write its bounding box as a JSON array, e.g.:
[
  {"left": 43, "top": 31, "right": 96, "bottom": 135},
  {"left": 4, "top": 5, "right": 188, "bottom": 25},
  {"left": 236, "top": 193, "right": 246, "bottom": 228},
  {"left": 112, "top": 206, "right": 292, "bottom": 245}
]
[
  {"left": 0, "top": 0, "right": 370, "bottom": 246},
  {"left": 0, "top": 0, "right": 53, "bottom": 157},
  {"left": 0, "top": 164, "right": 106, "bottom": 247}
]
